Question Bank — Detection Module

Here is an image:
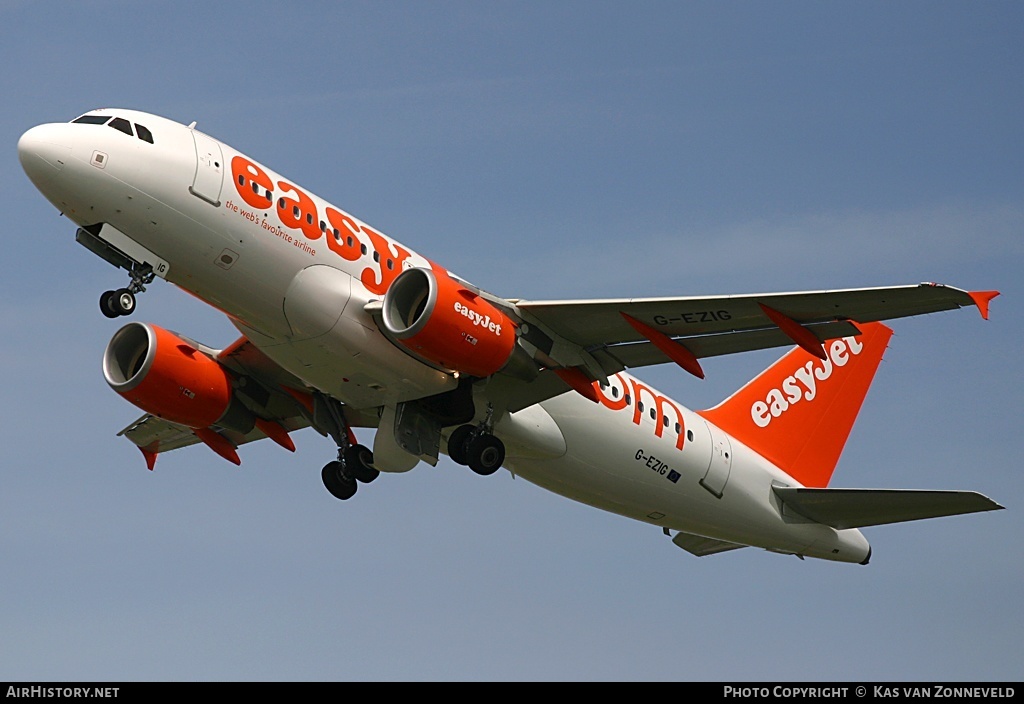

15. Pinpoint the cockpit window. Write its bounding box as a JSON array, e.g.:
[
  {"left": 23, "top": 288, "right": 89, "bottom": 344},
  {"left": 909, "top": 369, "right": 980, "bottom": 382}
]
[
  {"left": 108, "top": 118, "right": 133, "bottom": 137},
  {"left": 135, "top": 124, "right": 154, "bottom": 144},
  {"left": 72, "top": 115, "right": 111, "bottom": 125}
]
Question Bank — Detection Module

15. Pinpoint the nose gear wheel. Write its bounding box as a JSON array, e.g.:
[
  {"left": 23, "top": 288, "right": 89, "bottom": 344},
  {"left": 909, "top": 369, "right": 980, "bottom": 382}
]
[{"left": 101, "top": 288, "right": 137, "bottom": 318}]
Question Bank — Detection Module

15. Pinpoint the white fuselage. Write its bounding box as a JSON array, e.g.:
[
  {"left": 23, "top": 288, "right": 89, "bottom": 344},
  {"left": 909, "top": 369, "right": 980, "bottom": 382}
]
[{"left": 19, "top": 109, "right": 870, "bottom": 563}]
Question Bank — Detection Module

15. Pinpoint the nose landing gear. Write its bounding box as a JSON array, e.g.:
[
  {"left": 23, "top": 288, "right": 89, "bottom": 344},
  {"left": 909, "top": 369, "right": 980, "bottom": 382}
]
[
  {"left": 75, "top": 225, "right": 163, "bottom": 319},
  {"left": 99, "top": 261, "right": 153, "bottom": 318}
]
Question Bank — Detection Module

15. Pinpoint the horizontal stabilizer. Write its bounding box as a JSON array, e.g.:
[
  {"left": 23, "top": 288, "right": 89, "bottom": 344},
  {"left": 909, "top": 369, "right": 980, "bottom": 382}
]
[
  {"left": 773, "top": 487, "right": 1004, "bottom": 529},
  {"left": 671, "top": 531, "right": 748, "bottom": 557}
]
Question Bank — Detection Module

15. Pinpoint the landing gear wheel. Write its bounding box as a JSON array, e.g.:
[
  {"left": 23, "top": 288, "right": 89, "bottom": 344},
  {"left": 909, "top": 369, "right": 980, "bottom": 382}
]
[
  {"left": 467, "top": 434, "right": 505, "bottom": 476},
  {"left": 344, "top": 444, "right": 379, "bottom": 484},
  {"left": 447, "top": 424, "right": 474, "bottom": 466},
  {"left": 101, "top": 288, "right": 136, "bottom": 317},
  {"left": 112, "top": 288, "right": 136, "bottom": 316},
  {"left": 100, "top": 290, "right": 119, "bottom": 318},
  {"left": 322, "top": 461, "right": 357, "bottom": 500}
]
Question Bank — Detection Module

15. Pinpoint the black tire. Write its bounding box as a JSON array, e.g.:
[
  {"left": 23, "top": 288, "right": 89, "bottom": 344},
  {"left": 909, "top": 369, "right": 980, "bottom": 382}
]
[
  {"left": 467, "top": 434, "right": 505, "bottom": 476},
  {"left": 345, "top": 444, "right": 379, "bottom": 484},
  {"left": 112, "top": 288, "right": 136, "bottom": 316},
  {"left": 321, "top": 461, "right": 357, "bottom": 500},
  {"left": 447, "top": 424, "right": 474, "bottom": 466},
  {"left": 100, "top": 290, "right": 119, "bottom": 318}
]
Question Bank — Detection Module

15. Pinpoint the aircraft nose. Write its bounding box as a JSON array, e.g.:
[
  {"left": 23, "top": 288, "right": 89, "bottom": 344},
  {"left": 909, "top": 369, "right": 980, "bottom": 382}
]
[{"left": 18, "top": 123, "right": 72, "bottom": 184}]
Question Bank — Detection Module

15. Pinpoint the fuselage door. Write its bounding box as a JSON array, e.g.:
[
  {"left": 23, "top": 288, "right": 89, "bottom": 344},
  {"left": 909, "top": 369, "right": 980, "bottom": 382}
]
[
  {"left": 189, "top": 129, "right": 224, "bottom": 206},
  {"left": 700, "top": 420, "right": 733, "bottom": 498}
]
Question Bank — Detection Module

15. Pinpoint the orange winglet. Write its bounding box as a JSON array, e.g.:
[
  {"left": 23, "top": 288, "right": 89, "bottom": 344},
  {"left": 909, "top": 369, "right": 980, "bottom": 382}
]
[
  {"left": 968, "top": 290, "right": 1000, "bottom": 320},
  {"left": 553, "top": 367, "right": 599, "bottom": 403},
  {"left": 194, "top": 428, "right": 241, "bottom": 466},
  {"left": 759, "top": 304, "right": 827, "bottom": 360},
  {"left": 140, "top": 447, "right": 158, "bottom": 471},
  {"left": 621, "top": 313, "right": 705, "bottom": 379},
  {"left": 255, "top": 418, "right": 296, "bottom": 453}
]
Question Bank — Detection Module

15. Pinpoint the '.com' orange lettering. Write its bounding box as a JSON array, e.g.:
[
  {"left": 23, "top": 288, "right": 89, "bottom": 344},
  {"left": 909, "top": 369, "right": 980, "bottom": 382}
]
[{"left": 593, "top": 373, "right": 687, "bottom": 450}]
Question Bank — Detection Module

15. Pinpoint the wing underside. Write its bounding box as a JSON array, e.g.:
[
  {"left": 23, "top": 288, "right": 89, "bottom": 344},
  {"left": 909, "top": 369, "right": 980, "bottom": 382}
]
[
  {"left": 118, "top": 411, "right": 311, "bottom": 455},
  {"left": 515, "top": 283, "right": 990, "bottom": 352},
  {"left": 493, "top": 283, "right": 994, "bottom": 412},
  {"left": 115, "top": 335, "right": 379, "bottom": 468}
]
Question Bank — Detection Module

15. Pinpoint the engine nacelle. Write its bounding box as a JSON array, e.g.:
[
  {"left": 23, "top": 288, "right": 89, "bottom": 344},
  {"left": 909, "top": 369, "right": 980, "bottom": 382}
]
[
  {"left": 103, "top": 322, "right": 251, "bottom": 430},
  {"left": 381, "top": 267, "right": 517, "bottom": 378}
]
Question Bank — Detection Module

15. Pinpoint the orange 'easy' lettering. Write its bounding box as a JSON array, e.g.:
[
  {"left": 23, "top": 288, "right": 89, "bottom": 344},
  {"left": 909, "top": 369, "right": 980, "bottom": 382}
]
[
  {"left": 360, "top": 226, "right": 412, "bottom": 295},
  {"left": 276, "top": 181, "right": 322, "bottom": 241},
  {"left": 231, "top": 156, "right": 273, "bottom": 209},
  {"left": 324, "top": 207, "right": 364, "bottom": 262}
]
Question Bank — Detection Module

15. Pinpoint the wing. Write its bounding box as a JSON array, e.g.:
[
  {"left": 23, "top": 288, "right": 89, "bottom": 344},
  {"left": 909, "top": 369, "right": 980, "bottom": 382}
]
[
  {"left": 118, "top": 411, "right": 311, "bottom": 461},
  {"left": 516, "top": 282, "right": 994, "bottom": 359},
  {"left": 118, "top": 336, "right": 378, "bottom": 469},
  {"left": 493, "top": 283, "right": 996, "bottom": 412}
]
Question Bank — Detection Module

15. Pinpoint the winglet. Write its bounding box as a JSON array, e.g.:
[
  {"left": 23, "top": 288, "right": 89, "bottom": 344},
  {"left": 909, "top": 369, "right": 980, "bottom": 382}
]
[
  {"left": 968, "top": 290, "right": 1000, "bottom": 320},
  {"left": 621, "top": 313, "right": 705, "bottom": 379},
  {"left": 553, "top": 367, "right": 600, "bottom": 403},
  {"left": 759, "top": 304, "right": 827, "bottom": 360}
]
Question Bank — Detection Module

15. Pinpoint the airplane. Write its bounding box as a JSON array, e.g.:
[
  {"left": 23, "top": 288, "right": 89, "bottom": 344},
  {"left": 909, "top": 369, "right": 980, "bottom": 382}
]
[{"left": 18, "top": 107, "right": 1004, "bottom": 564}]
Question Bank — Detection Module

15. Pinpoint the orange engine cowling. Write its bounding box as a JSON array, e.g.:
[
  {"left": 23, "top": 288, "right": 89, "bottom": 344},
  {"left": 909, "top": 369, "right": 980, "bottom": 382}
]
[
  {"left": 103, "top": 322, "right": 249, "bottom": 430},
  {"left": 381, "top": 267, "right": 516, "bottom": 378}
]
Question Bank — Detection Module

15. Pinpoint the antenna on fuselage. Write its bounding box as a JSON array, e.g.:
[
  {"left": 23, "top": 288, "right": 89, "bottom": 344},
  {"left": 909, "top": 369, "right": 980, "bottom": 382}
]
[{"left": 187, "top": 121, "right": 197, "bottom": 129}]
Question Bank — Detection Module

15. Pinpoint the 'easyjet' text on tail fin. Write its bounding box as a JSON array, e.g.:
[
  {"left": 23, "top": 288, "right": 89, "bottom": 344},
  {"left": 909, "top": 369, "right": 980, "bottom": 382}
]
[{"left": 698, "top": 322, "right": 893, "bottom": 488}]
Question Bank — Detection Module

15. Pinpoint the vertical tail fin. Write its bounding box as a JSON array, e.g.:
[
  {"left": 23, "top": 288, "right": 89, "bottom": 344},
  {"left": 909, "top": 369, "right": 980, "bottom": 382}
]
[{"left": 698, "top": 322, "right": 892, "bottom": 487}]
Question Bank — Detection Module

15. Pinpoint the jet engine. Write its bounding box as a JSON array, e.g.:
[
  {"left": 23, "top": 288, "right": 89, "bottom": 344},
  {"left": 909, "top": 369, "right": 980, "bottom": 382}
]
[
  {"left": 381, "top": 267, "right": 518, "bottom": 378},
  {"left": 103, "top": 322, "right": 253, "bottom": 431}
]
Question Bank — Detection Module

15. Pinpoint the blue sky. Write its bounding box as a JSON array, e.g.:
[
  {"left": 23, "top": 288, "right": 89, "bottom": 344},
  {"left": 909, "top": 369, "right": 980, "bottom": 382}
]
[{"left": 2, "top": 1, "right": 1022, "bottom": 681}]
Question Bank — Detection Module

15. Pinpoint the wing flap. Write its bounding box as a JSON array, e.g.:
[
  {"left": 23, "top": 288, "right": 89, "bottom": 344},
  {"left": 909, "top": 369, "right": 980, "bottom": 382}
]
[{"left": 773, "top": 487, "right": 1004, "bottom": 529}]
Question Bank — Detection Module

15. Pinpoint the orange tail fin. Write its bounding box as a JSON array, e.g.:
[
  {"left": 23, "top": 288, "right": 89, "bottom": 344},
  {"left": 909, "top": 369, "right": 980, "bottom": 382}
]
[{"left": 698, "top": 322, "right": 893, "bottom": 488}]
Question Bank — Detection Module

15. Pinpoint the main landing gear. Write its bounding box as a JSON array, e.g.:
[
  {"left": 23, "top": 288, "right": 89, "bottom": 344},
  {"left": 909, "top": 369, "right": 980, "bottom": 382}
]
[
  {"left": 317, "top": 394, "right": 380, "bottom": 501},
  {"left": 322, "top": 443, "right": 379, "bottom": 501},
  {"left": 446, "top": 409, "right": 506, "bottom": 476}
]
